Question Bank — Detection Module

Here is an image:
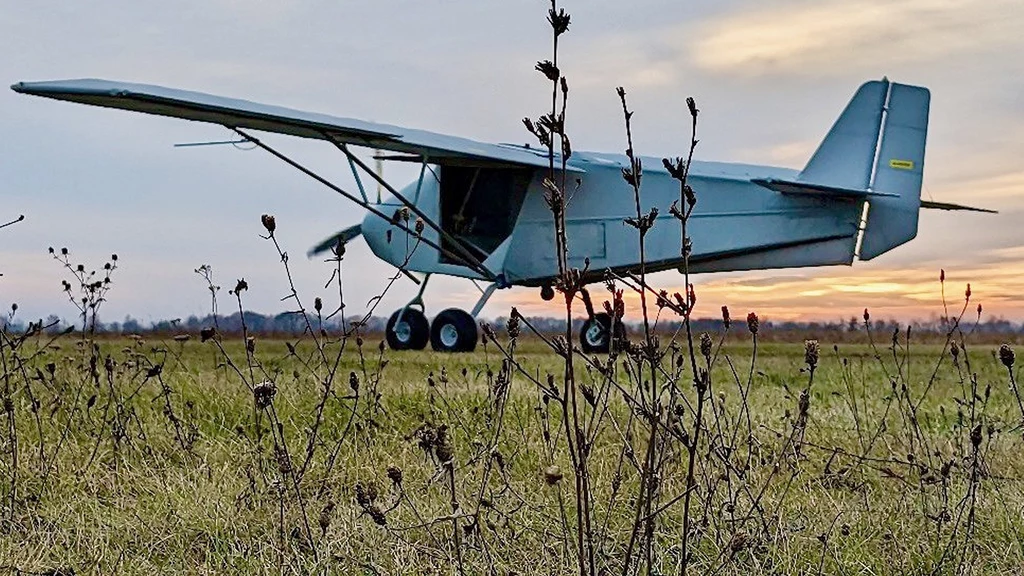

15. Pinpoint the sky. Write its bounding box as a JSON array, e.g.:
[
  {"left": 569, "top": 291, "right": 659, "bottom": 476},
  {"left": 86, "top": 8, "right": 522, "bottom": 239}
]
[{"left": 1, "top": 0, "right": 1023, "bottom": 326}]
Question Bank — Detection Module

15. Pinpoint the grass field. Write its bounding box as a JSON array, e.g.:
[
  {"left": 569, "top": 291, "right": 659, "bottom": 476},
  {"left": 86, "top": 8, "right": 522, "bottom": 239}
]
[{"left": 1, "top": 329, "right": 1022, "bottom": 575}]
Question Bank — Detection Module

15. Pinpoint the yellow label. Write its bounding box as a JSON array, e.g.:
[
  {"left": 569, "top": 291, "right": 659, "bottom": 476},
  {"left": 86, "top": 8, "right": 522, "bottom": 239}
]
[{"left": 889, "top": 159, "right": 914, "bottom": 170}]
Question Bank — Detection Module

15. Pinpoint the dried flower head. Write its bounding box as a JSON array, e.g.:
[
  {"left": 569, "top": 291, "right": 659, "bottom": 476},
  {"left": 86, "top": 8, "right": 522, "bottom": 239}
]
[
  {"left": 318, "top": 501, "right": 335, "bottom": 534},
  {"left": 547, "top": 6, "right": 571, "bottom": 36},
  {"left": 261, "top": 214, "right": 276, "bottom": 234},
  {"left": 999, "top": 344, "right": 1015, "bottom": 368},
  {"left": 507, "top": 309, "right": 521, "bottom": 339},
  {"left": 543, "top": 464, "right": 563, "bottom": 485},
  {"left": 387, "top": 465, "right": 403, "bottom": 486},
  {"left": 804, "top": 340, "right": 820, "bottom": 370},
  {"left": 721, "top": 305, "right": 731, "bottom": 329},
  {"left": 254, "top": 380, "right": 277, "bottom": 409},
  {"left": 746, "top": 312, "right": 759, "bottom": 335},
  {"left": 699, "top": 332, "right": 713, "bottom": 359}
]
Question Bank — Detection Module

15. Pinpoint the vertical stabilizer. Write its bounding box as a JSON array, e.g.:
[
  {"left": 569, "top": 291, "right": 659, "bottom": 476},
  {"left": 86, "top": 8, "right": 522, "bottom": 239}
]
[{"left": 797, "top": 80, "right": 889, "bottom": 190}]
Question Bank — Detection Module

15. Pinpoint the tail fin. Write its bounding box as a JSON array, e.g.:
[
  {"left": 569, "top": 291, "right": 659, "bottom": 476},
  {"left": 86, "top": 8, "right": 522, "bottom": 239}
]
[{"left": 797, "top": 79, "right": 930, "bottom": 260}]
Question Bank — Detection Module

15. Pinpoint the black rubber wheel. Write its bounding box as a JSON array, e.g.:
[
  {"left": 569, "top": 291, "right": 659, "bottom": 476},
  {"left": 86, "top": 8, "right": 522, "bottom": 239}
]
[
  {"left": 385, "top": 308, "right": 429, "bottom": 351},
  {"left": 430, "top": 308, "right": 478, "bottom": 352},
  {"left": 579, "top": 312, "right": 626, "bottom": 354}
]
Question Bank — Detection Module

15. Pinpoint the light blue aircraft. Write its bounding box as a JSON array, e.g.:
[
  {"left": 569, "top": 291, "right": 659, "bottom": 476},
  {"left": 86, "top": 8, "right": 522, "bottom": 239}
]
[{"left": 11, "top": 78, "right": 990, "bottom": 353}]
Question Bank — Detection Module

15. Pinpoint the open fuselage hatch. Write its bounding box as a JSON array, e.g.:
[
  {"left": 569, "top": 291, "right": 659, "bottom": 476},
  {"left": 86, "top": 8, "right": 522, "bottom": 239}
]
[{"left": 439, "top": 166, "right": 532, "bottom": 265}]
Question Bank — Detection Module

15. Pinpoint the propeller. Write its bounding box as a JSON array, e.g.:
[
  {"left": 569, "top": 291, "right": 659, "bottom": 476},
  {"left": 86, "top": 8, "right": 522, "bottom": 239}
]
[{"left": 308, "top": 224, "right": 362, "bottom": 258}]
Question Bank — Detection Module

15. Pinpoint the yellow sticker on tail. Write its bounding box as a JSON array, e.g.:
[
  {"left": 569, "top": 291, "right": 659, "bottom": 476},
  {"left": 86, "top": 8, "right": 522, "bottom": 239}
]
[{"left": 889, "top": 159, "right": 914, "bottom": 170}]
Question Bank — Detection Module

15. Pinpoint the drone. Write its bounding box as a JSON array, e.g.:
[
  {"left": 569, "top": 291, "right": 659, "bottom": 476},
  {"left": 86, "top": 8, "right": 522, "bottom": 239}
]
[{"left": 12, "top": 77, "right": 991, "bottom": 353}]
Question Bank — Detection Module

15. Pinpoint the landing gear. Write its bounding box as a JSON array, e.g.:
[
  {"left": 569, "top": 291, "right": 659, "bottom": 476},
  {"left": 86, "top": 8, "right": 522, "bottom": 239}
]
[
  {"left": 430, "top": 308, "right": 478, "bottom": 352},
  {"left": 385, "top": 276, "right": 494, "bottom": 353},
  {"left": 385, "top": 308, "right": 429, "bottom": 350},
  {"left": 579, "top": 312, "right": 626, "bottom": 354}
]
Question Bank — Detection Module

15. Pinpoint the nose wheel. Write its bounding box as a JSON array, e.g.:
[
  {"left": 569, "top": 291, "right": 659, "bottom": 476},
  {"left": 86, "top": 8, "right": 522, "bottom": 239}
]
[
  {"left": 579, "top": 312, "right": 626, "bottom": 354},
  {"left": 430, "top": 308, "right": 479, "bottom": 352},
  {"left": 385, "top": 308, "right": 430, "bottom": 350}
]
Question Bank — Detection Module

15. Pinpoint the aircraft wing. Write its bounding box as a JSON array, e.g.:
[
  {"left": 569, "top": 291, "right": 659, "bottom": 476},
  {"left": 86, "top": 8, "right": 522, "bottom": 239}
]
[{"left": 11, "top": 78, "right": 575, "bottom": 172}]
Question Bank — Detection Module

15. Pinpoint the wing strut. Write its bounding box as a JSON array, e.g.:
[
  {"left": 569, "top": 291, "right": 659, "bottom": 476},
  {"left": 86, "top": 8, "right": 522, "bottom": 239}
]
[
  {"left": 326, "top": 136, "right": 497, "bottom": 281},
  {"left": 232, "top": 129, "right": 495, "bottom": 280}
]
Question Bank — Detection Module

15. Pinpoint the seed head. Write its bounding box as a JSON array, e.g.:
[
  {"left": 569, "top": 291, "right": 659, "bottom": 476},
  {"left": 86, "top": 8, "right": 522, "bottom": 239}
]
[
  {"left": 547, "top": 7, "right": 571, "bottom": 36},
  {"left": 261, "top": 214, "right": 276, "bottom": 234},
  {"left": 999, "top": 344, "right": 1015, "bottom": 368},
  {"left": 234, "top": 278, "right": 248, "bottom": 293},
  {"left": 721, "top": 306, "right": 731, "bottom": 329},
  {"left": 970, "top": 424, "right": 983, "bottom": 448},
  {"left": 507, "top": 309, "right": 521, "bottom": 339},
  {"left": 200, "top": 327, "right": 216, "bottom": 342},
  {"left": 804, "top": 340, "right": 820, "bottom": 371},
  {"left": 387, "top": 465, "right": 403, "bottom": 486},
  {"left": 275, "top": 445, "right": 292, "bottom": 475},
  {"left": 314, "top": 297, "right": 323, "bottom": 312},
  {"left": 746, "top": 312, "right": 759, "bottom": 335},
  {"left": 349, "top": 371, "right": 359, "bottom": 393},
  {"left": 686, "top": 96, "right": 699, "bottom": 119},
  {"left": 254, "top": 380, "right": 277, "bottom": 409},
  {"left": 699, "top": 332, "right": 713, "bottom": 359},
  {"left": 318, "top": 501, "right": 335, "bottom": 534},
  {"left": 366, "top": 504, "right": 387, "bottom": 526},
  {"left": 535, "top": 60, "right": 560, "bottom": 82},
  {"left": 543, "top": 464, "right": 563, "bottom": 485}
]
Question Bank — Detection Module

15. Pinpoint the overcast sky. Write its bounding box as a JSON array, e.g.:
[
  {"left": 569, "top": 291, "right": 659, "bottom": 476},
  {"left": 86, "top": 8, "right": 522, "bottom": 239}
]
[{"left": 2, "top": 0, "right": 1023, "bottom": 326}]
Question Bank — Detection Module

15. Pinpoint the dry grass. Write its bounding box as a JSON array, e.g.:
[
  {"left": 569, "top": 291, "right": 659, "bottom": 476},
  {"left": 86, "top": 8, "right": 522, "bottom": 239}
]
[{"left": 1, "top": 334, "right": 1022, "bottom": 575}]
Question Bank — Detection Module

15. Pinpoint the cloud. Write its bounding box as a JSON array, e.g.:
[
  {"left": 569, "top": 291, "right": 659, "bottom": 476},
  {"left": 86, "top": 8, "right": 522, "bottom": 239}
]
[{"left": 691, "top": 0, "right": 1024, "bottom": 77}]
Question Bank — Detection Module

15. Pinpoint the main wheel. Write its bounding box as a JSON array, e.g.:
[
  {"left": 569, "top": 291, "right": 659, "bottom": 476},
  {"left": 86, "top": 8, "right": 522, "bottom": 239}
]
[
  {"left": 385, "top": 308, "right": 429, "bottom": 351},
  {"left": 579, "top": 312, "right": 626, "bottom": 354},
  {"left": 430, "top": 308, "right": 478, "bottom": 352}
]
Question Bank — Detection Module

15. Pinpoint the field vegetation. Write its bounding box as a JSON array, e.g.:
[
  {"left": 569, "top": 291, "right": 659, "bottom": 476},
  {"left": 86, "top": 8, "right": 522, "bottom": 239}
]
[{"left": 1, "top": 331, "right": 1023, "bottom": 575}]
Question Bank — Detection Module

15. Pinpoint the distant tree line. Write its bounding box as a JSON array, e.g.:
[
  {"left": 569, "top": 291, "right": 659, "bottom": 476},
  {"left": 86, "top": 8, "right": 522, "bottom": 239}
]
[{"left": 5, "top": 311, "right": 1019, "bottom": 338}]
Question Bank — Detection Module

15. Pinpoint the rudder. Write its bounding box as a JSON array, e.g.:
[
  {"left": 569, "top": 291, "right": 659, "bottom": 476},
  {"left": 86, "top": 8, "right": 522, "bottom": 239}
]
[{"left": 859, "top": 82, "right": 930, "bottom": 260}]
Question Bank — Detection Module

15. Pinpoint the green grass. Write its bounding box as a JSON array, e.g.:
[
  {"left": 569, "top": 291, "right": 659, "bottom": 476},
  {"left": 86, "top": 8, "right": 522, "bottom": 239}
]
[{"left": 1, "top": 333, "right": 1022, "bottom": 575}]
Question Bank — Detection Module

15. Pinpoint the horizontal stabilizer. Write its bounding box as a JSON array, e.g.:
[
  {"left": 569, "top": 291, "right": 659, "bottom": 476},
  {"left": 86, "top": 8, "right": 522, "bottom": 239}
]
[
  {"left": 752, "top": 178, "right": 896, "bottom": 199},
  {"left": 308, "top": 224, "right": 362, "bottom": 258},
  {"left": 920, "top": 200, "right": 997, "bottom": 214}
]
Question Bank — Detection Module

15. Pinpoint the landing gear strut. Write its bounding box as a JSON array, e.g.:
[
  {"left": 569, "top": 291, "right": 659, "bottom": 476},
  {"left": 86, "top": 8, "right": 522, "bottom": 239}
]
[{"left": 385, "top": 274, "right": 431, "bottom": 351}]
